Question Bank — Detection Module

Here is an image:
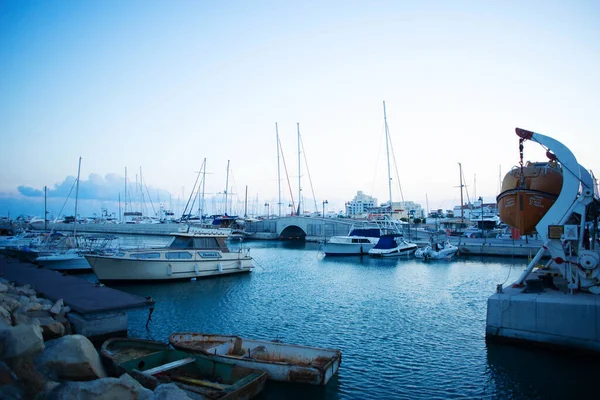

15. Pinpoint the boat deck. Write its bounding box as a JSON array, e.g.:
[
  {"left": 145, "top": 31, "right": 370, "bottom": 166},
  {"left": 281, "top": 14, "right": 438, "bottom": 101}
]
[{"left": 0, "top": 255, "right": 154, "bottom": 315}]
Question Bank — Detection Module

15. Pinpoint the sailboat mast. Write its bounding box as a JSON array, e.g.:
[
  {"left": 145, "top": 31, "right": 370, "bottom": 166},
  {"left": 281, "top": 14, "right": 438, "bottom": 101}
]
[
  {"left": 124, "top": 167, "right": 127, "bottom": 221},
  {"left": 44, "top": 186, "right": 47, "bottom": 231},
  {"left": 383, "top": 101, "right": 393, "bottom": 214},
  {"left": 200, "top": 158, "right": 206, "bottom": 221},
  {"left": 224, "top": 160, "right": 230, "bottom": 215},
  {"left": 459, "top": 162, "right": 464, "bottom": 221},
  {"left": 74, "top": 157, "right": 82, "bottom": 237},
  {"left": 297, "top": 123, "right": 302, "bottom": 216},
  {"left": 244, "top": 185, "right": 248, "bottom": 218},
  {"left": 276, "top": 123, "right": 282, "bottom": 217}
]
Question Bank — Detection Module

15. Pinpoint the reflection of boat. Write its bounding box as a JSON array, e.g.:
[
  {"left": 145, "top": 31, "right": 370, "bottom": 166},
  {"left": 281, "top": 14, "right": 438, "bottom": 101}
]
[
  {"left": 368, "top": 234, "right": 417, "bottom": 257},
  {"left": 84, "top": 231, "right": 253, "bottom": 282},
  {"left": 496, "top": 161, "right": 563, "bottom": 235},
  {"left": 415, "top": 237, "right": 458, "bottom": 260},
  {"left": 169, "top": 332, "right": 342, "bottom": 386},
  {"left": 100, "top": 338, "right": 267, "bottom": 399}
]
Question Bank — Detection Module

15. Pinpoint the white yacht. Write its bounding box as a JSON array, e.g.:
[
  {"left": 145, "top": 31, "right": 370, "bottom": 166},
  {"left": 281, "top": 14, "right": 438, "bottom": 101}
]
[
  {"left": 323, "top": 219, "right": 404, "bottom": 256},
  {"left": 84, "top": 232, "right": 253, "bottom": 282}
]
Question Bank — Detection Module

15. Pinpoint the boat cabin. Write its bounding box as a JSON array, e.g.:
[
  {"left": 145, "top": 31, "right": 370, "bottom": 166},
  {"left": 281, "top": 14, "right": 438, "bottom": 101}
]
[{"left": 168, "top": 233, "right": 230, "bottom": 253}]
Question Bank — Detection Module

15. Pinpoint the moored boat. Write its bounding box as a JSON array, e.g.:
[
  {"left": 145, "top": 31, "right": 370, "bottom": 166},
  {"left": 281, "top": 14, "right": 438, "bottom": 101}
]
[
  {"left": 415, "top": 237, "right": 458, "bottom": 260},
  {"left": 100, "top": 338, "right": 267, "bottom": 399},
  {"left": 84, "top": 231, "right": 253, "bottom": 282},
  {"left": 169, "top": 332, "right": 342, "bottom": 386},
  {"left": 368, "top": 234, "right": 417, "bottom": 257}
]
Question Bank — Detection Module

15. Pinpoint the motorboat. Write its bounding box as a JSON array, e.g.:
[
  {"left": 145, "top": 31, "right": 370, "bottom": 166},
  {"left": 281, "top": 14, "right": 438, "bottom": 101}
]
[
  {"left": 415, "top": 238, "right": 458, "bottom": 260},
  {"left": 323, "top": 219, "right": 404, "bottom": 256},
  {"left": 100, "top": 338, "right": 267, "bottom": 399},
  {"left": 84, "top": 231, "right": 253, "bottom": 282},
  {"left": 368, "top": 234, "right": 417, "bottom": 257},
  {"left": 169, "top": 332, "right": 342, "bottom": 386},
  {"left": 323, "top": 226, "right": 382, "bottom": 256}
]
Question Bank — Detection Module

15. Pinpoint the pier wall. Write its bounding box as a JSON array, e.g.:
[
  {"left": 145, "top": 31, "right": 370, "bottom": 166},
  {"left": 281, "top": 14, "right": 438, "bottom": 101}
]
[{"left": 486, "top": 285, "right": 600, "bottom": 352}]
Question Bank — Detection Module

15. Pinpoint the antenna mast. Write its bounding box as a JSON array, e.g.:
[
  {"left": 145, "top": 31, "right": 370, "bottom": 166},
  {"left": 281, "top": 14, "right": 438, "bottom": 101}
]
[{"left": 297, "top": 123, "right": 302, "bottom": 216}]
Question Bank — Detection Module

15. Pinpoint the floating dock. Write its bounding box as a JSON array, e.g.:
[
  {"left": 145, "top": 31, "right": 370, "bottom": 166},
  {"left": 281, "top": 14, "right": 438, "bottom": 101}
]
[{"left": 0, "top": 255, "right": 154, "bottom": 341}]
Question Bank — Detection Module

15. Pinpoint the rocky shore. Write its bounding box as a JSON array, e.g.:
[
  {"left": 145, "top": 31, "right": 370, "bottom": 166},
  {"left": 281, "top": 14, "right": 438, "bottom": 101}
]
[{"left": 0, "top": 279, "right": 192, "bottom": 399}]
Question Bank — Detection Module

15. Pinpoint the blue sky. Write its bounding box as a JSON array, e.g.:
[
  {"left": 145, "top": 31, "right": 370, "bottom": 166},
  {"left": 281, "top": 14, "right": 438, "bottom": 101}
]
[{"left": 1, "top": 0, "right": 599, "bottom": 218}]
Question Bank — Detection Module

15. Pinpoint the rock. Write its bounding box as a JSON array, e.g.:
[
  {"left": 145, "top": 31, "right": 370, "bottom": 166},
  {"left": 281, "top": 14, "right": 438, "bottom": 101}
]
[
  {"left": 7, "top": 356, "right": 47, "bottom": 398},
  {"left": 63, "top": 306, "right": 71, "bottom": 314},
  {"left": 0, "top": 324, "right": 44, "bottom": 360},
  {"left": 46, "top": 373, "right": 153, "bottom": 400},
  {"left": 0, "top": 306, "right": 12, "bottom": 327},
  {"left": 0, "top": 297, "right": 20, "bottom": 313},
  {"left": 0, "top": 384, "right": 22, "bottom": 399},
  {"left": 35, "top": 334, "right": 106, "bottom": 381},
  {"left": 0, "top": 360, "right": 17, "bottom": 385},
  {"left": 0, "top": 283, "right": 8, "bottom": 293},
  {"left": 49, "top": 299, "right": 63, "bottom": 315},
  {"left": 26, "top": 302, "right": 43, "bottom": 312},
  {"left": 152, "top": 383, "right": 192, "bottom": 399},
  {"left": 16, "top": 285, "right": 36, "bottom": 297},
  {"left": 40, "top": 320, "right": 65, "bottom": 341},
  {"left": 18, "top": 296, "right": 30, "bottom": 307},
  {"left": 11, "top": 310, "right": 37, "bottom": 326}
]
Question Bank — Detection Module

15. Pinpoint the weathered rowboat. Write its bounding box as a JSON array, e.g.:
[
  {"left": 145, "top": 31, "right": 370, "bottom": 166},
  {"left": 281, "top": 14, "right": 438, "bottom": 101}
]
[
  {"left": 169, "top": 333, "right": 342, "bottom": 386},
  {"left": 100, "top": 338, "right": 267, "bottom": 399}
]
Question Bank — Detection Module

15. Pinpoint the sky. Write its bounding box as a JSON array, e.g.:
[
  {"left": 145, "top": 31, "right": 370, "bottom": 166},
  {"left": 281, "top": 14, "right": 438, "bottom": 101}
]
[{"left": 1, "top": 0, "right": 599, "bottom": 219}]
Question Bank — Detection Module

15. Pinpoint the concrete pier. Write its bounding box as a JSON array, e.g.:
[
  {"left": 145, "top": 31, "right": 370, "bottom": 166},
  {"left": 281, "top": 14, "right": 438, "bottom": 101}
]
[
  {"left": 486, "top": 271, "right": 600, "bottom": 352},
  {"left": 0, "top": 256, "right": 154, "bottom": 342}
]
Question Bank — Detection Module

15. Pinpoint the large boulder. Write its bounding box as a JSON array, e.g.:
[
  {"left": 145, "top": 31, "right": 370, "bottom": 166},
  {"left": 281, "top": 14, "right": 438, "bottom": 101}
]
[
  {"left": 0, "top": 306, "right": 11, "bottom": 328},
  {"left": 35, "top": 334, "right": 106, "bottom": 381},
  {"left": 0, "top": 324, "right": 44, "bottom": 360},
  {"left": 0, "top": 283, "right": 9, "bottom": 293},
  {"left": 0, "top": 296, "right": 20, "bottom": 314},
  {"left": 46, "top": 373, "right": 153, "bottom": 400}
]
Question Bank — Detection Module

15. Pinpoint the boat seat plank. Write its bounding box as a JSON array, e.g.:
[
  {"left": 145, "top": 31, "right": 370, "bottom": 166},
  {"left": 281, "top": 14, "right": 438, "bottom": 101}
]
[{"left": 142, "top": 357, "right": 196, "bottom": 375}]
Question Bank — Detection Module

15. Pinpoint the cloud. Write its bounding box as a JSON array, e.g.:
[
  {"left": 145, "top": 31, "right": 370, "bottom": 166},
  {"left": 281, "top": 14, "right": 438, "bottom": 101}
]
[{"left": 16, "top": 173, "right": 172, "bottom": 203}]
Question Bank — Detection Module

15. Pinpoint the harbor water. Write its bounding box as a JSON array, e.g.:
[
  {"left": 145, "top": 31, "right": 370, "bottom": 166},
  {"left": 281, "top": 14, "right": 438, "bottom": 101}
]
[{"left": 83, "top": 238, "right": 599, "bottom": 399}]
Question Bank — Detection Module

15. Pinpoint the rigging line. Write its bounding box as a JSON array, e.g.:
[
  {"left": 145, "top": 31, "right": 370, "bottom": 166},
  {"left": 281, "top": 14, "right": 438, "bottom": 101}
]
[
  {"left": 386, "top": 131, "right": 405, "bottom": 203},
  {"left": 369, "top": 121, "right": 386, "bottom": 200},
  {"left": 182, "top": 161, "right": 204, "bottom": 221},
  {"left": 143, "top": 181, "right": 157, "bottom": 217},
  {"left": 278, "top": 136, "right": 296, "bottom": 213},
  {"left": 299, "top": 134, "right": 319, "bottom": 213}
]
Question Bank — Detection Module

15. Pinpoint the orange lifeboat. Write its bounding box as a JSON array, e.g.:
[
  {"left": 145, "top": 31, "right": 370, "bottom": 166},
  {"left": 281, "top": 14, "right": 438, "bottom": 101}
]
[{"left": 496, "top": 161, "right": 563, "bottom": 235}]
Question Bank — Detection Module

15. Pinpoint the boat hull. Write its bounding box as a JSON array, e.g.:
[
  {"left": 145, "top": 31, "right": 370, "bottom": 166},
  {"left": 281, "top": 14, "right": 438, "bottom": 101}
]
[
  {"left": 101, "top": 338, "right": 267, "bottom": 400},
  {"left": 496, "top": 162, "right": 563, "bottom": 234},
  {"left": 323, "top": 241, "right": 376, "bottom": 255},
  {"left": 368, "top": 246, "right": 417, "bottom": 257},
  {"left": 85, "top": 254, "right": 253, "bottom": 281},
  {"left": 169, "top": 333, "right": 342, "bottom": 386}
]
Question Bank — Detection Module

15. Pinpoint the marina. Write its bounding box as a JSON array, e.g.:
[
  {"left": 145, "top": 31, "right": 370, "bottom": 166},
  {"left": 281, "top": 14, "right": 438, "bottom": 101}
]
[{"left": 81, "top": 241, "right": 599, "bottom": 399}]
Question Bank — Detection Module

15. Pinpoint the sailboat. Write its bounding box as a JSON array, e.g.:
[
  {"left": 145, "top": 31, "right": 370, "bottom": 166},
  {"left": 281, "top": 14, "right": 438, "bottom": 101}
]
[
  {"left": 30, "top": 158, "right": 115, "bottom": 271},
  {"left": 368, "top": 101, "right": 418, "bottom": 257}
]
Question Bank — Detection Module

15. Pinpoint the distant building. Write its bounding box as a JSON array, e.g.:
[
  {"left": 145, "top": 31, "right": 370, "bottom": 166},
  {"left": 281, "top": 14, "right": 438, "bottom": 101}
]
[
  {"left": 367, "top": 200, "right": 424, "bottom": 220},
  {"left": 345, "top": 191, "right": 377, "bottom": 218}
]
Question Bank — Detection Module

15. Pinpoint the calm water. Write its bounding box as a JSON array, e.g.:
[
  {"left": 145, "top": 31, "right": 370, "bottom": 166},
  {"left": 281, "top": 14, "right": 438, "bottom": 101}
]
[{"left": 84, "top": 239, "right": 599, "bottom": 399}]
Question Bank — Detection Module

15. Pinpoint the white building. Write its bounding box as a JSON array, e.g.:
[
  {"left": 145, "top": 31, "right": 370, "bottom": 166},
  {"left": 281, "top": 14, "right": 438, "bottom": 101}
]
[{"left": 345, "top": 191, "right": 377, "bottom": 218}]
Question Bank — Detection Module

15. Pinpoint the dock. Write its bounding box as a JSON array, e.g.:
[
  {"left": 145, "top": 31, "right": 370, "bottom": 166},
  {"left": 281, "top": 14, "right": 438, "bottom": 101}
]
[
  {"left": 0, "top": 255, "right": 154, "bottom": 341},
  {"left": 486, "top": 269, "right": 600, "bottom": 352}
]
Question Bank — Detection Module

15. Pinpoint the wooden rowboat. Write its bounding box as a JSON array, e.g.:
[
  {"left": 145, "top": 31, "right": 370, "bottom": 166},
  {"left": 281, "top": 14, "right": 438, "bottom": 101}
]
[
  {"left": 169, "top": 332, "right": 342, "bottom": 386},
  {"left": 100, "top": 338, "right": 267, "bottom": 399}
]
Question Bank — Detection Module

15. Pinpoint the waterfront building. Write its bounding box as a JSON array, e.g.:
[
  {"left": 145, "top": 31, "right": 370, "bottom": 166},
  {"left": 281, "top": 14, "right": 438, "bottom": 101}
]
[{"left": 345, "top": 191, "right": 377, "bottom": 218}]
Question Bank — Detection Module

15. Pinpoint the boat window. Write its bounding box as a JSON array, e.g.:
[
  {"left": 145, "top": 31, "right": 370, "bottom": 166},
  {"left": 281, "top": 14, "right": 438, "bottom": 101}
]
[
  {"left": 193, "top": 237, "right": 220, "bottom": 249},
  {"left": 166, "top": 251, "right": 193, "bottom": 260},
  {"left": 116, "top": 252, "right": 125, "bottom": 257},
  {"left": 130, "top": 252, "right": 161, "bottom": 259},
  {"left": 169, "top": 236, "right": 194, "bottom": 249}
]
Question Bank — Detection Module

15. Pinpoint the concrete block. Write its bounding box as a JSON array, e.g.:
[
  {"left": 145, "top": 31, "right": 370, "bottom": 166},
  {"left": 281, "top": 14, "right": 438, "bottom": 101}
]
[{"left": 67, "top": 312, "right": 127, "bottom": 338}]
